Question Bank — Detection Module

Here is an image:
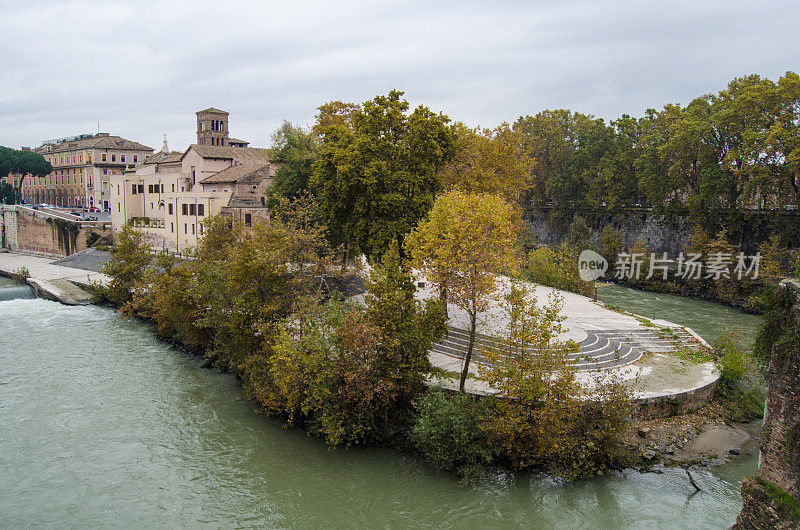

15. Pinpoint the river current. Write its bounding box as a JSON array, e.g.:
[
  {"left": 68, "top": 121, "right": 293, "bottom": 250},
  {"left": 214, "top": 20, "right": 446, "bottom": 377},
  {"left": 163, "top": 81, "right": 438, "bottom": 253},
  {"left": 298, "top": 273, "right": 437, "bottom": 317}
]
[{"left": 0, "top": 278, "right": 760, "bottom": 528}]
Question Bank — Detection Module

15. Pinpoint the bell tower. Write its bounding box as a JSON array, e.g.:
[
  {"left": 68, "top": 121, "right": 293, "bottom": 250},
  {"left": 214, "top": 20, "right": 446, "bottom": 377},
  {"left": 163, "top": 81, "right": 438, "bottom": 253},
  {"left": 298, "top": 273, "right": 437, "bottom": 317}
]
[{"left": 196, "top": 107, "right": 230, "bottom": 146}]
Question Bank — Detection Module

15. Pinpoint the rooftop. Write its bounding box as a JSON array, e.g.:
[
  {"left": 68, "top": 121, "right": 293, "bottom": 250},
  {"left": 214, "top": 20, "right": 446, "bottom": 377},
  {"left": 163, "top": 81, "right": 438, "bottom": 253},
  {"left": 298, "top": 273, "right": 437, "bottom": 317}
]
[
  {"left": 38, "top": 134, "right": 153, "bottom": 153},
  {"left": 200, "top": 162, "right": 276, "bottom": 184}
]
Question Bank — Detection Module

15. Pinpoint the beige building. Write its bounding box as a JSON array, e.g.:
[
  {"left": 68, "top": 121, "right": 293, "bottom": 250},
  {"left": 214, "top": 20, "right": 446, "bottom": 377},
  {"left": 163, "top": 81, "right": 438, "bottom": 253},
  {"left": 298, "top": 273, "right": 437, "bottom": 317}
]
[
  {"left": 23, "top": 133, "right": 153, "bottom": 209},
  {"left": 110, "top": 109, "right": 276, "bottom": 253}
]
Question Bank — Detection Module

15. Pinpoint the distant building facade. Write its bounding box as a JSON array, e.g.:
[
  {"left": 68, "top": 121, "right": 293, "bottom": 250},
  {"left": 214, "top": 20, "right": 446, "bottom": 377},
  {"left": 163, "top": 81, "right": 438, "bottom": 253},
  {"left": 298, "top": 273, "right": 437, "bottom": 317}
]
[
  {"left": 23, "top": 133, "right": 153, "bottom": 209},
  {"left": 110, "top": 109, "right": 274, "bottom": 253}
]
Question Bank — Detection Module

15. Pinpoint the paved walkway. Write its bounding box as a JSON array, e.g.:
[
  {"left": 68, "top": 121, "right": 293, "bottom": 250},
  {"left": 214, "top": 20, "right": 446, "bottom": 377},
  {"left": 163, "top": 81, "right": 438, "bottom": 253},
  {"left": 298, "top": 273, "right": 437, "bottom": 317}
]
[
  {"left": 416, "top": 274, "right": 719, "bottom": 401},
  {"left": 0, "top": 251, "right": 109, "bottom": 304}
]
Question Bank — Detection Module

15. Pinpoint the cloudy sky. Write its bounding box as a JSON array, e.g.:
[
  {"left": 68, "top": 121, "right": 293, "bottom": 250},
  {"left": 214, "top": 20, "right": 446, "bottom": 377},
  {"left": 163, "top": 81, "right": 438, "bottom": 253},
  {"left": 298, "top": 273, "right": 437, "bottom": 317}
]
[{"left": 1, "top": 0, "right": 797, "bottom": 151}]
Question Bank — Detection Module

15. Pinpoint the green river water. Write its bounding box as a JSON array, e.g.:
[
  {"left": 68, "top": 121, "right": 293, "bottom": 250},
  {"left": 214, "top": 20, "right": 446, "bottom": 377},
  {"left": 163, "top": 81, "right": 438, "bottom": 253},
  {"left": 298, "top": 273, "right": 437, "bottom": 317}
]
[{"left": 0, "top": 278, "right": 762, "bottom": 528}]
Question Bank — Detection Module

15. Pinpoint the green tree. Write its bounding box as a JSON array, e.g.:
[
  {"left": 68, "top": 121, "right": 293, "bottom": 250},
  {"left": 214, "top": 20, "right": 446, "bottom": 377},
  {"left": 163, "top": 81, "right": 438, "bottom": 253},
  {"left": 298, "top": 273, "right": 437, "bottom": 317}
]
[
  {"left": 406, "top": 191, "right": 521, "bottom": 391},
  {"left": 0, "top": 182, "right": 17, "bottom": 204},
  {"left": 102, "top": 224, "right": 152, "bottom": 306},
  {"left": 312, "top": 90, "right": 455, "bottom": 262},
  {"left": 267, "top": 121, "right": 319, "bottom": 199}
]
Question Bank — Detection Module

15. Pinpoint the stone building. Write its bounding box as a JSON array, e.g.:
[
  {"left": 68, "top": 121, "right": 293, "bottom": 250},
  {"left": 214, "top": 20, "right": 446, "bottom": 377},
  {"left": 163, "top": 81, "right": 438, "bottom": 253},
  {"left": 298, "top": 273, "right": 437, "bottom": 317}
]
[
  {"left": 22, "top": 133, "right": 153, "bottom": 210},
  {"left": 110, "top": 109, "right": 275, "bottom": 253}
]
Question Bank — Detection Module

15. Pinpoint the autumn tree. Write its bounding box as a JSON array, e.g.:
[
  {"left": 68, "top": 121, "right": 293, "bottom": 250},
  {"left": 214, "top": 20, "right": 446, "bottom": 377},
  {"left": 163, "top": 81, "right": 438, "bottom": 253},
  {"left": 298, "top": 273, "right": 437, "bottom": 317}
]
[
  {"left": 440, "top": 122, "right": 535, "bottom": 201},
  {"left": 311, "top": 90, "right": 455, "bottom": 262},
  {"left": 480, "top": 285, "right": 632, "bottom": 478},
  {"left": 406, "top": 191, "right": 521, "bottom": 391},
  {"left": 268, "top": 242, "right": 445, "bottom": 446}
]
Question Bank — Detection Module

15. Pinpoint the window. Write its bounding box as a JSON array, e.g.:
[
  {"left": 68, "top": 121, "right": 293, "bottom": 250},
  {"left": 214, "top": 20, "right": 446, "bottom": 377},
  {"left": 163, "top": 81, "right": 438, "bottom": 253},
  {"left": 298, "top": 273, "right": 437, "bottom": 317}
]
[
  {"left": 189, "top": 204, "right": 196, "bottom": 216},
  {"left": 192, "top": 224, "right": 195, "bottom": 235},
  {"left": 118, "top": 203, "right": 121, "bottom": 212},
  {"left": 138, "top": 184, "right": 144, "bottom": 194},
  {"left": 198, "top": 204, "right": 204, "bottom": 216},
  {"left": 160, "top": 184, "right": 164, "bottom": 193},
  {"left": 168, "top": 203, "right": 173, "bottom": 215},
  {"left": 199, "top": 224, "right": 203, "bottom": 235},
  {"left": 148, "top": 184, "right": 153, "bottom": 193},
  {"left": 245, "top": 213, "right": 252, "bottom": 227},
  {"left": 131, "top": 184, "right": 137, "bottom": 195},
  {"left": 184, "top": 223, "right": 187, "bottom": 234},
  {"left": 117, "top": 185, "right": 120, "bottom": 194},
  {"left": 102, "top": 154, "right": 107, "bottom": 161},
  {"left": 111, "top": 154, "right": 116, "bottom": 162},
  {"left": 181, "top": 204, "right": 188, "bottom": 215},
  {"left": 102, "top": 169, "right": 108, "bottom": 175},
  {"left": 171, "top": 183, "right": 175, "bottom": 192},
  {"left": 133, "top": 155, "right": 138, "bottom": 163},
  {"left": 150, "top": 202, "right": 154, "bottom": 209},
  {"left": 121, "top": 155, "right": 126, "bottom": 162},
  {"left": 171, "top": 222, "right": 174, "bottom": 233}
]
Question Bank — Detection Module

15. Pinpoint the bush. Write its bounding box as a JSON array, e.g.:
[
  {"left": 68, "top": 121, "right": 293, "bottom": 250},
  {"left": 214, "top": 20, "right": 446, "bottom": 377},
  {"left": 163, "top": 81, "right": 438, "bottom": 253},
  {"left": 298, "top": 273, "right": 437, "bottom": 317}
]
[
  {"left": 10, "top": 266, "right": 30, "bottom": 282},
  {"left": 86, "top": 231, "right": 101, "bottom": 247},
  {"left": 411, "top": 389, "right": 495, "bottom": 479},
  {"left": 526, "top": 241, "right": 594, "bottom": 297},
  {"left": 713, "top": 330, "right": 750, "bottom": 389}
]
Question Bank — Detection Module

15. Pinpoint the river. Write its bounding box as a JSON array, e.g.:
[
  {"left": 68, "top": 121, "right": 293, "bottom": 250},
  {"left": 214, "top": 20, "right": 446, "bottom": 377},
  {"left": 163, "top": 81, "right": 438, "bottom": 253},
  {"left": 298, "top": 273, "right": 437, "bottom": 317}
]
[{"left": 0, "top": 278, "right": 761, "bottom": 528}]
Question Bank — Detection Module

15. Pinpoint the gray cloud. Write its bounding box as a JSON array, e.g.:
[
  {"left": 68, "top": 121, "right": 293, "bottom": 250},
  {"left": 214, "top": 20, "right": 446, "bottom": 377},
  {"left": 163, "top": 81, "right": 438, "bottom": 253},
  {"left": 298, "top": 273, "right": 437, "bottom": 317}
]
[{"left": 0, "top": 0, "right": 797, "bottom": 151}]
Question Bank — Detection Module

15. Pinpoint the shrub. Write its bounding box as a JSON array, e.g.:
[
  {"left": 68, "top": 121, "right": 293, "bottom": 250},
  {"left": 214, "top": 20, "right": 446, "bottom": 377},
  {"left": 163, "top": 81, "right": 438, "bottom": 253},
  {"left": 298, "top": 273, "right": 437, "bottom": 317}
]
[
  {"left": 713, "top": 329, "right": 750, "bottom": 389},
  {"left": 526, "top": 241, "right": 593, "bottom": 297},
  {"left": 86, "top": 231, "right": 101, "bottom": 247},
  {"left": 411, "top": 389, "right": 495, "bottom": 479},
  {"left": 10, "top": 266, "right": 30, "bottom": 282}
]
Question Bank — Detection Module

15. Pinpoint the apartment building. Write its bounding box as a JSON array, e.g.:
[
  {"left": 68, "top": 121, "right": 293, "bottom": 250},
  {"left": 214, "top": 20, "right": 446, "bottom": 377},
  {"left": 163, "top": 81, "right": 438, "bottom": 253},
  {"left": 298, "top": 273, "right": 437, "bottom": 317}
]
[{"left": 24, "top": 133, "right": 153, "bottom": 209}]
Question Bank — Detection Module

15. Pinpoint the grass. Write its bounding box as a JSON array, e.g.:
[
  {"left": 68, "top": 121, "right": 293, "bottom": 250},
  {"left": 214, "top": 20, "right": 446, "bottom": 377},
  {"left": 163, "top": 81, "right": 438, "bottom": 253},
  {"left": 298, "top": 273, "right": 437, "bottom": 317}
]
[
  {"left": 755, "top": 476, "right": 800, "bottom": 522},
  {"left": 671, "top": 345, "right": 713, "bottom": 363}
]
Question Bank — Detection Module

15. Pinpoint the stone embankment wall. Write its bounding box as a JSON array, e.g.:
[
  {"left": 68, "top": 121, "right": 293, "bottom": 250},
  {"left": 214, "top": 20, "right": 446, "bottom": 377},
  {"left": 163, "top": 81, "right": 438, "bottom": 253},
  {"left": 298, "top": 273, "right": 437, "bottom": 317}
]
[
  {"left": 0, "top": 205, "right": 111, "bottom": 257},
  {"left": 526, "top": 208, "right": 800, "bottom": 255},
  {"left": 735, "top": 280, "right": 800, "bottom": 529}
]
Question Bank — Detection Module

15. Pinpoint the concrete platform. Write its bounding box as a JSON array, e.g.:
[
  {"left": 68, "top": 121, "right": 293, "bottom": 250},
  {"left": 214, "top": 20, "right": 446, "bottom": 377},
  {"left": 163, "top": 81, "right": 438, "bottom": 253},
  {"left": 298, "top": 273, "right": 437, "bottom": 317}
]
[
  {"left": 0, "top": 251, "right": 108, "bottom": 305},
  {"left": 417, "top": 274, "right": 719, "bottom": 414}
]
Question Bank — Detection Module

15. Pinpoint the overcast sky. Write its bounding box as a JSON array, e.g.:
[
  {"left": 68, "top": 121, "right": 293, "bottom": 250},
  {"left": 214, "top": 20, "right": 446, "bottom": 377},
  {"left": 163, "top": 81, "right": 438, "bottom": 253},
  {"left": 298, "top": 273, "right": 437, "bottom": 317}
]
[{"left": 1, "top": 0, "right": 797, "bottom": 152}]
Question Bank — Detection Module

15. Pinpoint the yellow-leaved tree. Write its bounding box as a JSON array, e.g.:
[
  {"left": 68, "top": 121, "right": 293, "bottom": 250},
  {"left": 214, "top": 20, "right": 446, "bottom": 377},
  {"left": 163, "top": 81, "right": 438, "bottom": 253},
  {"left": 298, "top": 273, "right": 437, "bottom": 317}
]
[{"left": 406, "top": 190, "right": 522, "bottom": 391}]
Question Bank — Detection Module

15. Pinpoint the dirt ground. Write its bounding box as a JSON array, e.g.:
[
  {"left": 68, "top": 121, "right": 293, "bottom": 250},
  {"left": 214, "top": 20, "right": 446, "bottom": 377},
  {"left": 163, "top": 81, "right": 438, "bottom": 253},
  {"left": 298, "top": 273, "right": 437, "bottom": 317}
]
[{"left": 627, "top": 402, "right": 761, "bottom": 467}]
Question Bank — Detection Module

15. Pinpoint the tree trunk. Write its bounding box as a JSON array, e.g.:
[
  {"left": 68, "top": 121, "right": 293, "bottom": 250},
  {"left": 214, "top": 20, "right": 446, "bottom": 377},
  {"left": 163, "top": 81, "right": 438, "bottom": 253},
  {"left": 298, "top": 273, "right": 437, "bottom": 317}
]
[
  {"left": 439, "top": 282, "right": 448, "bottom": 318},
  {"left": 459, "top": 309, "right": 477, "bottom": 392}
]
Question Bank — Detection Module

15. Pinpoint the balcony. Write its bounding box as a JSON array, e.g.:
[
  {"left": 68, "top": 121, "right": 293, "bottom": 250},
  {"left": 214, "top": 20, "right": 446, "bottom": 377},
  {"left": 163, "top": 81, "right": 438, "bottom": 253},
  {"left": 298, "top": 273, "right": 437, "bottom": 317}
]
[{"left": 129, "top": 216, "right": 165, "bottom": 229}]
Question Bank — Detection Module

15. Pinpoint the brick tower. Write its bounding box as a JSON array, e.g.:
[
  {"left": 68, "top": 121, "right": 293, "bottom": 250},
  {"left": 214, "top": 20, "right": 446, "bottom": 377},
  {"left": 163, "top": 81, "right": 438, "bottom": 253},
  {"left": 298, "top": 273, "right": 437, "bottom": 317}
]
[{"left": 196, "top": 107, "right": 229, "bottom": 146}]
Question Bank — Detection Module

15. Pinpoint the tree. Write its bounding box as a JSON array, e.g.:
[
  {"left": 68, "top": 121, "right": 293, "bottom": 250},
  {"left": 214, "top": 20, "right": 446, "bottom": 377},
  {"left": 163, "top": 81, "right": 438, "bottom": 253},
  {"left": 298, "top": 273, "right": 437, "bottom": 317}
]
[
  {"left": 439, "top": 122, "right": 535, "bottom": 202},
  {"left": 101, "top": 224, "right": 152, "bottom": 306},
  {"left": 267, "top": 121, "right": 319, "bottom": 199},
  {"left": 0, "top": 146, "right": 52, "bottom": 197},
  {"left": 268, "top": 242, "right": 445, "bottom": 446},
  {"left": 311, "top": 90, "right": 455, "bottom": 262},
  {"left": 479, "top": 285, "right": 632, "bottom": 478},
  {"left": 0, "top": 182, "right": 17, "bottom": 204},
  {"left": 406, "top": 191, "right": 521, "bottom": 391}
]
